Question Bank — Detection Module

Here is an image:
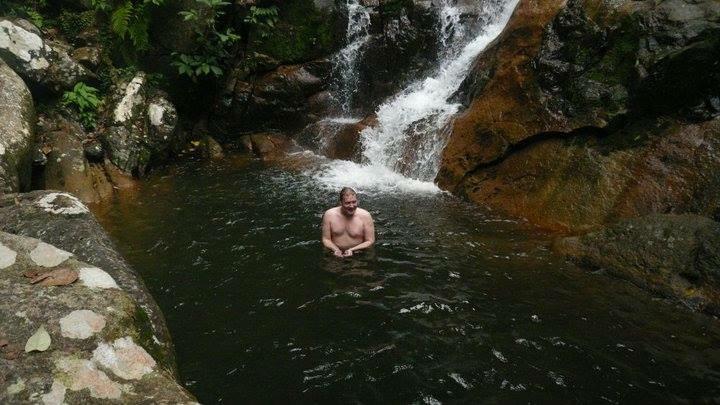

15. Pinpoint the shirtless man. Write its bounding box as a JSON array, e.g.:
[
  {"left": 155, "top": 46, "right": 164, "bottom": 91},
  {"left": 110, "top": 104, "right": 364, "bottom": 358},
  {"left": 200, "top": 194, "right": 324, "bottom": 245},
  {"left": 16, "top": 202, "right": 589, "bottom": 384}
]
[{"left": 322, "top": 187, "right": 375, "bottom": 257}]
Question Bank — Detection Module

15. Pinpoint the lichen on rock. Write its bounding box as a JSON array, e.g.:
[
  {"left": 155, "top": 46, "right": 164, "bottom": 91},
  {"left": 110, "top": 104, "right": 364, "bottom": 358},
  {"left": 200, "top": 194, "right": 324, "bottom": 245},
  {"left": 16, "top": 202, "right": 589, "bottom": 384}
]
[
  {"left": 78, "top": 267, "right": 120, "bottom": 290},
  {"left": 35, "top": 192, "right": 90, "bottom": 216},
  {"left": 60, "top": 310, "right": 107, "bottom": 339},
  {"left": 92, "top": 337, "right": 157, "bottom": 380},
  {"left": 0, "top": 191, "right": 191, "bottom": 402},
  {"left": 29, "top": 241, "right": 73, "bottom": 267}
]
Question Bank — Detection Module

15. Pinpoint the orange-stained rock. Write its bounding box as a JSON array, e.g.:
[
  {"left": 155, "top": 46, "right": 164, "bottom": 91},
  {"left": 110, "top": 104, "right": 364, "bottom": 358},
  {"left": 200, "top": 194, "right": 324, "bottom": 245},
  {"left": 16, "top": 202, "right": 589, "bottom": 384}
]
[
  {"left": 437, "top": 0, "right": 720, "bottom": 232},
  {"left": 247, "top": 132, "right": 301, "bottom": 160},
  {"left": 437, "top": 0, "right": 568, "bottom": 192},
  {"left": 460, "top": 119, "right": 720, "bottom": 232}
]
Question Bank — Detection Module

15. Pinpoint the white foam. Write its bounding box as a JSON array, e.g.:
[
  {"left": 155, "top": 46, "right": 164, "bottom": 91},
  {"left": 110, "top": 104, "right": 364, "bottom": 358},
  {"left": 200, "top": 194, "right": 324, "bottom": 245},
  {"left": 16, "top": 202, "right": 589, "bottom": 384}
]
[
  {"left": 361, "top": 0, "right": 520, "bottom": 180},
  {"left": 323, "top": 117, "right": 363, "bottom": 124},
  {"left": 313, "top": 160, "right": 441, "bottom": 194}
]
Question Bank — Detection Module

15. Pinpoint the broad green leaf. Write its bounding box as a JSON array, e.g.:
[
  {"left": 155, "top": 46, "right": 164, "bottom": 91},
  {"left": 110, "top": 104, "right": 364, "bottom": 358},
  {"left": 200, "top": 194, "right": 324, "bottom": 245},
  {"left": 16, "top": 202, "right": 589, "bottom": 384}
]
[{"left": 25, "top": 326, "right": 51, "bottom": 353}]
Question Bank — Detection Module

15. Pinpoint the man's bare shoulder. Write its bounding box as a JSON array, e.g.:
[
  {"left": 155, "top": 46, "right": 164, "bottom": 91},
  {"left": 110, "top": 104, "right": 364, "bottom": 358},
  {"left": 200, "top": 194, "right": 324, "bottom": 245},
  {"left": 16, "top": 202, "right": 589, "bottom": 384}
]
[
  {"left": 356, "top": 208, "right": 373, "bottom": 219},
  {"left": 323, "top": 207, "right": 341, "bottom": 218}
]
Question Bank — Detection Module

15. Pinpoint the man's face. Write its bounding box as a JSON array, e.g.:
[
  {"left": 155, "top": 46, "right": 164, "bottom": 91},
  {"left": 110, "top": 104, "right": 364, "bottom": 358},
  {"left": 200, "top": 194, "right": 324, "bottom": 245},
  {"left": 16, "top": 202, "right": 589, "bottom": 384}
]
[{"left": 340, "top": 194, "right": 358, "bottom": 217}]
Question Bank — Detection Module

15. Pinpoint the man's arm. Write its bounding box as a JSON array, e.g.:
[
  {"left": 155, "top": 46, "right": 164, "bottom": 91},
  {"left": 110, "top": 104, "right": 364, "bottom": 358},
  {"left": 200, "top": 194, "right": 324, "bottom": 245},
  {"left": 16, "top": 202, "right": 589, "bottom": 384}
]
[
  {"left": 321, "top": 211, "right": 343, "bottom": 257},
  {"left": 346, "top": 212, "right": 375, "bottom": 254}
]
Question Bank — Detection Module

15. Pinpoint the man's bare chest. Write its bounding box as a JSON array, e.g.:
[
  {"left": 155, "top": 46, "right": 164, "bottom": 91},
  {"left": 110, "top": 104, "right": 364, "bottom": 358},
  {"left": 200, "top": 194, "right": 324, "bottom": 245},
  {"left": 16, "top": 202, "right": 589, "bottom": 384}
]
[{"left": 331, "top": 217, "right": 364, "bottom": 238}]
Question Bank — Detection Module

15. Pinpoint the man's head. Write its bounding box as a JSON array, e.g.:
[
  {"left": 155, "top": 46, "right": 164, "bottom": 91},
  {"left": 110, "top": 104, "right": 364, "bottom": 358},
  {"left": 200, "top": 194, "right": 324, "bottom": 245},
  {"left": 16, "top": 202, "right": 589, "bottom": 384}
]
[{"left": 339, "top": 187, "right": 358, "bottom": 217}]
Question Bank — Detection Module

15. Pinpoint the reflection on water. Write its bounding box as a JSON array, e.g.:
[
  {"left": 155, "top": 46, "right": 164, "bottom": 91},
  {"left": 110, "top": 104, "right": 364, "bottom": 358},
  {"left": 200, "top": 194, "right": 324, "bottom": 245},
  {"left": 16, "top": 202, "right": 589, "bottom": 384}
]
[{"left": 92, "top": 157, "right": 720, "bottom": 404}]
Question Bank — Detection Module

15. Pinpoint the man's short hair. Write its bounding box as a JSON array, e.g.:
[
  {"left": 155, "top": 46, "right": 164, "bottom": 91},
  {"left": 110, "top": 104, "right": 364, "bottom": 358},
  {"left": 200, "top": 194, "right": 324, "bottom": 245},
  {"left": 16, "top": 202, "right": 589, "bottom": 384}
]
[{"left": 339, "top": 187, "right": 357, "bottom": 202}]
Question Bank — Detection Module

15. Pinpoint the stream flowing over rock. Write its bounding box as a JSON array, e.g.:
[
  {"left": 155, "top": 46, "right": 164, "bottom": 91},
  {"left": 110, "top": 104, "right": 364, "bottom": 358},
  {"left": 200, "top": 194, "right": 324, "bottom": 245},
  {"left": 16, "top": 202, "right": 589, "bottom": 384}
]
[{"left": 0, "top": 60, "right": 35, "bottom": 193}]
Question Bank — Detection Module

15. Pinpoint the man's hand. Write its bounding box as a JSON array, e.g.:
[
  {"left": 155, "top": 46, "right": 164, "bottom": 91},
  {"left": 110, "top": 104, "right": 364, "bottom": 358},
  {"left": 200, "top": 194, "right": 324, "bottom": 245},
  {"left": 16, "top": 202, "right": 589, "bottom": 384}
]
[
  {"left": 333, "top": 249, "right": 344, "bottom": 257},
  {"left": 342, "top": 250, "right": 353, "bottom": 257}
]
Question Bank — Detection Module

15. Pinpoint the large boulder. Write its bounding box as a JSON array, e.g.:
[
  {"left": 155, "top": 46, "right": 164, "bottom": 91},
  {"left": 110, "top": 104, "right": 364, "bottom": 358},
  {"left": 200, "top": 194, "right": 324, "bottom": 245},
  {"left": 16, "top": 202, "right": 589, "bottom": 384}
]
[
  {"left": 0, "top": 18, "right": 93, "bottom": 92},
  {"left": 457, "top": 118, "right": 720, "bottom": 231},
  {"left": 215, "top": 62, "right": 330, "bottom": 133},
  {"left": 239, "top": 132, "right": 301, "bottom": 160},
  {"left": 0, "top": 230, "right": 196, "bottom": 403},
  {"left": 554, "top": 214, "right": 720, "bottom": 315},
  {"left": 297, "top": 115, "right": 376, "bottom": 161},
  {"left": 0, "top": 191, "right": 176, "bottom": 372},
  {"left": 0, "top": 61, "right": 35, "bottom": 193},
  {"left": 100, "top": 73, "right": 182, "bottom": 176},
  {"left": 437, "top": 0, "right": 720, "bottom": 231}
]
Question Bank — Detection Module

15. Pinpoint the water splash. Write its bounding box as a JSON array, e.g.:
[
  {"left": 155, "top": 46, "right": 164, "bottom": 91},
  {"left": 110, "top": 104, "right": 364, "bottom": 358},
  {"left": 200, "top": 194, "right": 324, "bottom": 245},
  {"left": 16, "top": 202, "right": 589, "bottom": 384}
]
[
  {"left": 314, "top": 0, "right": 519, "bottom": 193},
  {"left": 361, "top": 0, "right": 519, "bottom": 181}
]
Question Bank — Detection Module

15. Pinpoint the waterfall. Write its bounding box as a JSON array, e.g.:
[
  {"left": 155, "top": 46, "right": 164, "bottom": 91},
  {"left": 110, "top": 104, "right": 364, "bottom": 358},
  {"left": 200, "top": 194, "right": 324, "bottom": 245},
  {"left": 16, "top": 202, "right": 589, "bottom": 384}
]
[
  {"left": 333, "top": 0, "right": 372, "bottom": 115},
  {"left": 314, "top": 0, "right": 520, "bottom": 193}
]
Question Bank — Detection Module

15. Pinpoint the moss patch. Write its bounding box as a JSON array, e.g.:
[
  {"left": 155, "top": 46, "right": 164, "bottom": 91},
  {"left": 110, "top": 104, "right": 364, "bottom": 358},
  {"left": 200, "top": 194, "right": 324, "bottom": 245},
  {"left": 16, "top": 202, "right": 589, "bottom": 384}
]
[{"left": 250, "top": 0, "right": 339, "bottom": 63}]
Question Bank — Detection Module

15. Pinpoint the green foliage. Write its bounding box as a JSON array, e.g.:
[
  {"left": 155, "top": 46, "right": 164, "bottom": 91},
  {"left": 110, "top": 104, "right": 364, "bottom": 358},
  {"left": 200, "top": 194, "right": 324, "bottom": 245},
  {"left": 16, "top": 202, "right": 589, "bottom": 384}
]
[
  {"left": 24, "top": 9, "right": 46, "bottom": 28},
  {"left": 172, "top": 0, "right": 241, "bottom": 81},
  {"left": 62, "top": 82, "right": 103, "bottom": 129},
  {"left": 58, "top": 10, "right": 96, "bottom": 40},
  {"left": 172, "top": 53, "right": 223, "bottom": 78},
  {"left": 244, "top": 6, "right": 278, "bottom": 38},
  {"left": 251, "top": 0, "right": 336, "bottom": 63},
  {"left": 94, "top": 0, "right": 165, "bottom": 51},
  {"left": 1, "top": 1, "right": 49, "bottom": 29}
]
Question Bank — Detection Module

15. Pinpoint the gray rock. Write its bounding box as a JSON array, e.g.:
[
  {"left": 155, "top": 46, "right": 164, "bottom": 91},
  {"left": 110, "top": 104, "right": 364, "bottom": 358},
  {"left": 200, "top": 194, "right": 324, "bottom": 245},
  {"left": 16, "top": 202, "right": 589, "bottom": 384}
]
[
  {"left": 0, "top": 60, "right": 35, "bottom": 193},
  {"left": 0, "top": 18, "right": 93, "bottom": 92},
  {"left": 0, "top": 190, "right": 178, "bottom": 373},
  {"left": 100, "top": 73, "right": 182, "bottom": 176},
  {"left": 555, "top": 214, "right": 720, "bottom": 314},
  {"left": 0, "top": 230, "right": 196, "bottom": 403},
  {"left": 83, "top": 139, "right": 104, "bottom": 162}
]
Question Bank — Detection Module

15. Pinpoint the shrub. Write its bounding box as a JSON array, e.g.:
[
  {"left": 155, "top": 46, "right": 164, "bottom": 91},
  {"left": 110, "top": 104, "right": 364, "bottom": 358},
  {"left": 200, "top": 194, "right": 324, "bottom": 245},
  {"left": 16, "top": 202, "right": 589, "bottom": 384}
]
[{"left": 62, "top": 82, "right": 103, "bottom": 129}]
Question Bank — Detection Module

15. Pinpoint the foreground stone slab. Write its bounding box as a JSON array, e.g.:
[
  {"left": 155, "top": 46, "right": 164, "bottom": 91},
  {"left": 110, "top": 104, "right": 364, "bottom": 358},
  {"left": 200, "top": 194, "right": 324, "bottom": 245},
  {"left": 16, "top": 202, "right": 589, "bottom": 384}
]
[
  {"left": 0, "top": 191, "right": 176, "bottom": 375},
  {"left": 0, "top": 231, "right": 196, "bottom": 403}
]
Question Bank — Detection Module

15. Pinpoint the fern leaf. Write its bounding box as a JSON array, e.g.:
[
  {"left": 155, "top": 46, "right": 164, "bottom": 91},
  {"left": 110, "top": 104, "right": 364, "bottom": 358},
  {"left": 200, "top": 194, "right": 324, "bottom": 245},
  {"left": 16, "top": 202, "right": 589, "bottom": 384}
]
[
  {"left": 128, "top": 14, "right": 150, "bottom": 49},
  {"left": 111, "top": 1, "right": 134, "bottom": 38}
]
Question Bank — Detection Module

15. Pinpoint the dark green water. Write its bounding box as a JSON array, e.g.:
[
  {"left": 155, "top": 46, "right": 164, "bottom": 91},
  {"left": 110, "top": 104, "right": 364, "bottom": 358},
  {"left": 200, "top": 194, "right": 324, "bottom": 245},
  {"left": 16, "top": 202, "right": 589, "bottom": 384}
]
[{"left": 93, "top": 156, "right": 720, "bottom": 403}]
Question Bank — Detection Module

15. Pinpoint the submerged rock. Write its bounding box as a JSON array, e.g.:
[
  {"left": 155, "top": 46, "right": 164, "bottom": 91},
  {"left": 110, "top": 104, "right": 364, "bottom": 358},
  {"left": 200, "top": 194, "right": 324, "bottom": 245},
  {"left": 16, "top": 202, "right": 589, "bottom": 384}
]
[
  {"left": 555, "top": 214, "right": 720, "bottom": 315},
  {"left": 0, "top": 230, "right": 196, "bottom": 403},
  {"left": 0, "top": 60, "right": 35, "bottom": 193}
]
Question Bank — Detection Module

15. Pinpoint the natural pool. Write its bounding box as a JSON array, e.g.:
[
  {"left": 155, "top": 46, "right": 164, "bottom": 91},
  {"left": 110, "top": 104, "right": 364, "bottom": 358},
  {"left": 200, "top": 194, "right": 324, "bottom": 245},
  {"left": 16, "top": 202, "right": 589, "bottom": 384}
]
[{"left": 92, "top": 155, "right": 720, "bottom": 403}]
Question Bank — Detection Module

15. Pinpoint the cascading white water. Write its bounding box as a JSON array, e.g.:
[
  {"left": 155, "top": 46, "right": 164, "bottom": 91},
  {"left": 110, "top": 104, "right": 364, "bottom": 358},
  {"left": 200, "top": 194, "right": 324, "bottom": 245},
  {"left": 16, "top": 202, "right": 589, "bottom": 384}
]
[
  {"left": 314, "top": 0, "right": 520, "bottom": 193},
  {"left": 333, "top": 0, "right": 372, "bottom": 114}
]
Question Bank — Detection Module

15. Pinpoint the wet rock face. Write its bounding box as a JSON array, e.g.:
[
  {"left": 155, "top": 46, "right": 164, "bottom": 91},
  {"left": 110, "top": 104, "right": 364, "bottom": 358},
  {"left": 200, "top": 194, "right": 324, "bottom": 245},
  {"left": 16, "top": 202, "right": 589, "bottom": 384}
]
[
  {"left": 0, "top": 18, "right": 92, "bottom": 92},
  {"left": 438, "top": 0, "right": 720, "bottom": 231},
  {"left": 534, "top": 0, "right": 720, "bottom": 124},
  {"left": 100, "top": 73, "right": 182, "bottom": 176},
  {"left": 351, "top": 0, "right": 440, "bottom": 114},
  {"left": 0, "top": 61, "right": 35, "bottom": 193},
  {"left": 0, "top": 231, "right": 196, "bottom": 403},
  {"left": 554, "top": 214, "right": 720, "bottom": 315},
  {"left": 0, "top": 191, "right": 176, "bottom": 373}
]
